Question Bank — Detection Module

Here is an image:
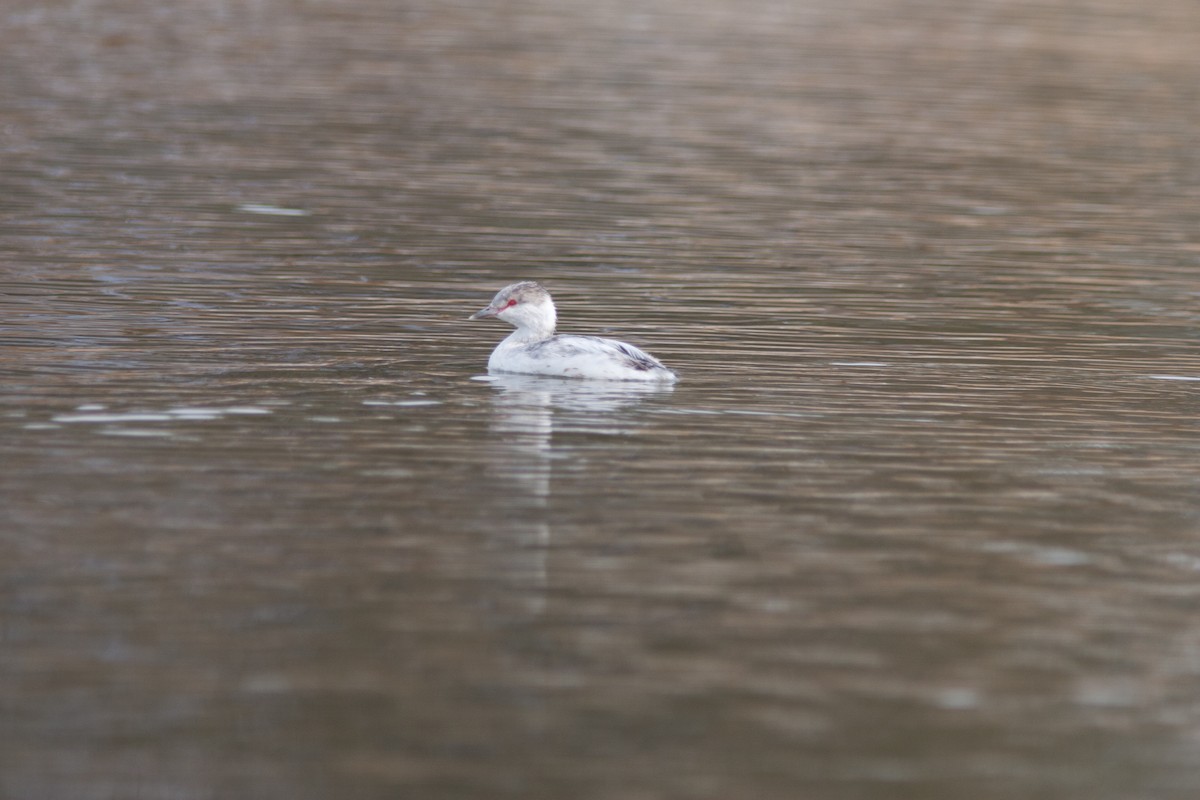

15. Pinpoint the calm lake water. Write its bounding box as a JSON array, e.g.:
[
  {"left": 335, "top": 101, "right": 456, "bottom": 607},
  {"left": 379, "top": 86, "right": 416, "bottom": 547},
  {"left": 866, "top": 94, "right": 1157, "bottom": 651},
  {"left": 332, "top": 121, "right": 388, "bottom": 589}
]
[{"left": 5, "top": 0, "right": 1200, "bottom": 798}]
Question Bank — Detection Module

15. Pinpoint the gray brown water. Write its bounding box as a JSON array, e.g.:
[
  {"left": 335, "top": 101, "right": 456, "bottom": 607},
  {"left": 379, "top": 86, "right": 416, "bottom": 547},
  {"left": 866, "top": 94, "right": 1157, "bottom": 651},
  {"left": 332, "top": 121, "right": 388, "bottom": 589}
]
[{"left": 5, "top": 1, "right": 1200, "bottom": 798}]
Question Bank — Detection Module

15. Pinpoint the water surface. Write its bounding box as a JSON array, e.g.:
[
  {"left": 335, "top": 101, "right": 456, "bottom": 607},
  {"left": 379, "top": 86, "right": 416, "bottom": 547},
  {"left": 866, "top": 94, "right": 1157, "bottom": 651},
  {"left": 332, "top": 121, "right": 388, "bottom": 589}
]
[{"left": 5, "top": 1, "right": 1200, "bottom": 798}]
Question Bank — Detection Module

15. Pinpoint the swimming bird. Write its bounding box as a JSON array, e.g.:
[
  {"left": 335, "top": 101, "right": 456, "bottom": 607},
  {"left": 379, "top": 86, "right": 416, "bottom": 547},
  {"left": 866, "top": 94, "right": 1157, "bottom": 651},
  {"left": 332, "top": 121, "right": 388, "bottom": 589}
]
[{"left": 469, "top": 281, "right": 677, "bottom": 381}]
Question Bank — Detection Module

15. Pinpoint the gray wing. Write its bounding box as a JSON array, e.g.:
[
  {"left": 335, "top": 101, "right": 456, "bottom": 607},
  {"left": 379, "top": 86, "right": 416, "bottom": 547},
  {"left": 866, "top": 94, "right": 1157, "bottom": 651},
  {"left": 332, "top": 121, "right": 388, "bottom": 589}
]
[{"left": 531, "top": 335, "right": 668, "bottom": 372}]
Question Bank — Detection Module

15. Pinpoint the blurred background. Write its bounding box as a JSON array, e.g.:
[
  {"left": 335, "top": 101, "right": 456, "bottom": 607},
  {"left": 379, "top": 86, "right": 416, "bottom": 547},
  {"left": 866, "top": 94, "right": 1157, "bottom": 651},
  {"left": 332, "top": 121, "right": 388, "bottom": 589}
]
[{"left": 5, "top": 1, "right": 1200, "bottom": 798}]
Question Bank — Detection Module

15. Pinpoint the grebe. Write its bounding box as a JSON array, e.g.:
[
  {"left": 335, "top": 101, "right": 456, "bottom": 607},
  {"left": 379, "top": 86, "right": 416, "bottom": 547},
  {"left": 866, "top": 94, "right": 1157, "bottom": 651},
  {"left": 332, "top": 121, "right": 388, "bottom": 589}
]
[{"left": 469, "top": 282, "right": 677, "bottom": 382}]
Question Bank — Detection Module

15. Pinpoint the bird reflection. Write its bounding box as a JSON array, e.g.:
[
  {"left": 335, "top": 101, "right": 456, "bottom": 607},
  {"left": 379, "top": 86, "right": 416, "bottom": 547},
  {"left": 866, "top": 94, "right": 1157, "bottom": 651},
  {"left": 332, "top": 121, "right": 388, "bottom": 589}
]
[{"left": 478, "top": 374, "right": 674, "bottom": 616}]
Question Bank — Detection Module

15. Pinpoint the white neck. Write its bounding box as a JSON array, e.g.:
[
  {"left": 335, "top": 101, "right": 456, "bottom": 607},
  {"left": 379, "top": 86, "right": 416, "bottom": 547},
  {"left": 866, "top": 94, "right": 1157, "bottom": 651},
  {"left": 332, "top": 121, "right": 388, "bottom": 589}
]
[{"left": 500, "top": 303, "right": 557, "bottom": 343}]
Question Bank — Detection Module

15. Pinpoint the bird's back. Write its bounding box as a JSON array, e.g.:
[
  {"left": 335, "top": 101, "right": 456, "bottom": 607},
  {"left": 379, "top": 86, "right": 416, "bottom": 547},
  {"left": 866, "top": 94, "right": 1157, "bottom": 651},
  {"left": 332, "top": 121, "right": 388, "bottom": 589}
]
[{"left": 489, "top": 333, "right": 677, "bottom": 382}]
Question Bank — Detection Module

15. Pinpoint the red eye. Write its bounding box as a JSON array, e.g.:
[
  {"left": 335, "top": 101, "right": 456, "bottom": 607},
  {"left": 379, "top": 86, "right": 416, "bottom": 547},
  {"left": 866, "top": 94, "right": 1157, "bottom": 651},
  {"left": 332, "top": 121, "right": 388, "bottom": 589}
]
[{"left": 505, "top": 299, "right": 518, "bottom": 308}]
